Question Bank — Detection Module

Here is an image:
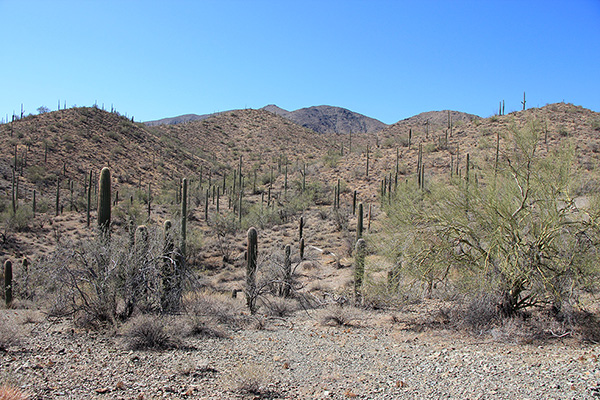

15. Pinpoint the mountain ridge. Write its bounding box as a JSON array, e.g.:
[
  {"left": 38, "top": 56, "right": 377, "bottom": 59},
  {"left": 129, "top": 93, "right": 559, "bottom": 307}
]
[{"left": 145, "top": 104, "right": 389, "bottom": 135}]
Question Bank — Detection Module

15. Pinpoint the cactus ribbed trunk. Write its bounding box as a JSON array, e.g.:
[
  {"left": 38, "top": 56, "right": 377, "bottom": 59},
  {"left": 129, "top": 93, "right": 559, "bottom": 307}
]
[
  {"left": 162, "top": 220, "right": 179, "bottom": 312},
  {"left": 281, "top": 244, "right": 292, "bottom": 297},
  {"left": 354, "top": 238, "right": 366, "bottom": 300},
  {"left": 87, "top": 170, "right": 92, "bottom": 227},
  {"left": 55, "top": 178, "right": 60, "bottom": 216},
  {"left": 246, "top": 227, "right": 258, "bottom": 314},
  {"left": 181, "top": 178, "right": 187, "bottom": 258},
  {"left": 356, "top": 202, "right": 364, "bottom": 243},
  {"left": 97, "top": 167, "right": 111, "bottom": 237},
  {"left": 4, "top": 260, "right": 12, "bottom": 307}
]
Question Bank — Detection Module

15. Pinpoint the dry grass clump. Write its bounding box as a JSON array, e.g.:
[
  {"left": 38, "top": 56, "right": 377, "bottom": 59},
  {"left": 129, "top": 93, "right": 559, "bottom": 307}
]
[
  {"left": 223, "top": 364, "right": 274, "bottom": 396},
  {"left": 319, "top": 305, "right": 362, "bottom": 327},
  {"left": 0, "top": 316, "right": 21, "bottom": 352},
  {"left": 0, "top": 385, "right": 30, "bottom": 400},
  {"left": 261, "top": 296, "right": 298, "bottom": 318},
  {"left": 122, "top": 315, "right": 181, "bottom": 350},
  {"left": 183, "top": 292, "right": 244, "bottom": 327},
  {"left": 185, "top": 319, "right": 229, "bottom": 339}
]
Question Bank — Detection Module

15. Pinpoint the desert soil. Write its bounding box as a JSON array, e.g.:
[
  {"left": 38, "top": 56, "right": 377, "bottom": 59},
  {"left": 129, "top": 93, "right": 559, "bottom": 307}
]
[{"left": 2, "top": 305, "right": 600, "bottom": 400}]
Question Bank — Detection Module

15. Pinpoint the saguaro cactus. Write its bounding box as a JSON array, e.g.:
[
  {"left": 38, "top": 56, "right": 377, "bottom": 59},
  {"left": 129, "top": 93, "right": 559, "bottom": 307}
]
[
  {"left": 162, "top": 219, "right": 179, "bottom": 312},
  {"left": 86, "top": 170, "right": 92, "bottom": 227},
  {"left": 55, "top": 178, "right": 60, "bottom": 216},
  {"left": 4, "top": 260, "right": 12, "bottom": 307},
  {"left": 181, "top": 178, "right": 188, "bottom": 257},
  {"left": 354, "top": 238, "right": 367, "bottom": 299},
  {"left": 281, "top": 244, "right": 292, "bottom": 297},
  {"left": 97, "top": 167, "right": 111, "bottom": 237},
  {"left": 356, "top": 202, "right": 364, "bottom": 243},
  {"left": 135, "top": 225, "right": 149, "bottom": 263},
  {"left": 246, "top": 227, "right": 258, "bottom": 314},
  {"left": 300, "top": 237, "right": 305, "bottom": 260}
]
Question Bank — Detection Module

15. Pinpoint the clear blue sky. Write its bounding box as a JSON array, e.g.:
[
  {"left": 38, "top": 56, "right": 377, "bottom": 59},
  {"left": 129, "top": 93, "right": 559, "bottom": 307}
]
[{"left": 1, "top": 0, "right": 599, "bottom": 124}]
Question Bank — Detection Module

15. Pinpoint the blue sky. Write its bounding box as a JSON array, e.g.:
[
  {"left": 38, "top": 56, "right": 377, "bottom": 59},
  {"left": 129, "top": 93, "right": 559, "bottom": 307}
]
[{"left": 1, "top": 0, "right": 599, "bottom": 124}]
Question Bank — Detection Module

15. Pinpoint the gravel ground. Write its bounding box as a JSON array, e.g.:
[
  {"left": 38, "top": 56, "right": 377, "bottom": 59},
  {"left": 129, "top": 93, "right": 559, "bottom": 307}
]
[{"left": 2, "top": 307, "right": 600, "bottom": 400}]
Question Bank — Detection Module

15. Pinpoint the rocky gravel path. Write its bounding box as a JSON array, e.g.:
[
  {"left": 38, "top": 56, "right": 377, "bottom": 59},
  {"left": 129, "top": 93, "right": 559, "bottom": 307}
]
[{"left": 2, "top": 309, "right": 600, "bottom": 399}]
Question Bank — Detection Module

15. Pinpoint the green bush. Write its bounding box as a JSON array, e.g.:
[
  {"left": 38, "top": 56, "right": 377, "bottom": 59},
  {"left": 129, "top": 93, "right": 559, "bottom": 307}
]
[
  {"left": 1, "top": 205, "right": 33, "bottom": 232},
  {"left": 380, "top": 121, "right": 600, "bottom": 317}
]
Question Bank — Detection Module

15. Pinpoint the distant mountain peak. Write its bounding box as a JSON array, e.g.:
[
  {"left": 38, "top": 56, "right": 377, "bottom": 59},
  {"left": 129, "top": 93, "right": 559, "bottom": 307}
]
[
  {"left": 262, "top": 104, "right": 290, "bottom": 116},
  {"left": 262, "top": 104, "right": 387, "bottom": 134}
]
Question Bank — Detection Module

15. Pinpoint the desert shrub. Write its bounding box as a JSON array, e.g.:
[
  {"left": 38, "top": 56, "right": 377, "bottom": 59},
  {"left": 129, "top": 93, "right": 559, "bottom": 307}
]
[
  {"left": 1, "top": 205, "right": 33, "bottom": 232},
  {"left": 242, "top": 204, "right": 282, "bottom": 231},
  {"left": 39, "top": 227, "right": 187, "bottom": 327},
  {"left": 380, "top": 120, "right": 600, "bottom": 318},
  {"left": 322, "top": 149, "right": 341, "bottom": 168},
  {"left": 123, "top": 314, "right": 180, "bottom": 350},
  {"left": 210, "top": 213, "right": 240, "bottom": 262}
]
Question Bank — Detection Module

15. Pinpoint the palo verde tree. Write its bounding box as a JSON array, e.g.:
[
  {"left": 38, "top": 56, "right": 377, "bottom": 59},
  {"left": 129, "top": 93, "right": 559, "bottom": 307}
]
[{"left": 381, "top": 120, "right": 600, "bottom": 317}]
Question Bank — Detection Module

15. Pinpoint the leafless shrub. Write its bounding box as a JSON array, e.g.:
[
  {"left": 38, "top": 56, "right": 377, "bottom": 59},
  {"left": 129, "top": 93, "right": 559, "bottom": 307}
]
[{"left": 38, "top": 227, "right": 188, "bottom": 328}]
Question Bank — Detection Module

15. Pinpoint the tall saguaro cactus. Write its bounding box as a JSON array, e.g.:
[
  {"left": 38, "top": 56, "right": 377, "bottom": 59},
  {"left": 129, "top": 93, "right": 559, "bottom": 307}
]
[
  {"left": 97, "top": 167, "right": 111, "bottom": 237},
  {"left": 354, "top": 239, "right": 366, "bottom": 299},
  {"left": 281, "top": 244, "right": 292, "bottom": 297},
  {"left": 86, "top": 170, "right": 92, "bottom": 227},
  {"left": 246, "top": 227, "right": 258, "bottom": 314},
  {"left": 161, "top": 220, "right": 177, "bottom": 312},
  {"left": 4, "top": 260, "right": 12, "bottom": 307},
  {"left": 181, "top": 178, "right": 188, "bottom": 257},
  {"left": 356, "top": 202, "right": 364, "bottom": 243}
]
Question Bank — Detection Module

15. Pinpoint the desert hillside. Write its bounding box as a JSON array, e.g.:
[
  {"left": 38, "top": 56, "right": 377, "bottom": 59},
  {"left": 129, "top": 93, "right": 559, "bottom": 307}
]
[{"left": 2, "top": 101, "right": 600, "bottom": 398}]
